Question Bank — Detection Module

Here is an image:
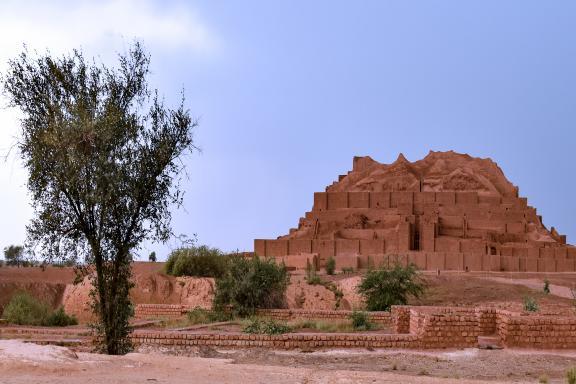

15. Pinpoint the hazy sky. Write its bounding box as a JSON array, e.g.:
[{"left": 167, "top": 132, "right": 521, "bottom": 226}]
[{"left": 0, "top": 1, "right": 575, "bottom": 260}]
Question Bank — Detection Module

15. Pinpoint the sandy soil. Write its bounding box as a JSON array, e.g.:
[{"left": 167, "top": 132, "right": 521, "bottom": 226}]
[{"left": 2, "top": 340, "right": 576, "bottom": 383}]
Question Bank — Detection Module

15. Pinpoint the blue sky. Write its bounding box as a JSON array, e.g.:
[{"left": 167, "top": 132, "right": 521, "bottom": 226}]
[{"left": 0, "top": 1, "right": 575, "bottom": 260}]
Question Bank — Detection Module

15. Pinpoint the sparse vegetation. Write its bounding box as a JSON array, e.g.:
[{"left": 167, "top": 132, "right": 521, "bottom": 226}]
[
  {"left": 523, "top": 296, "right": 539, "bottom": 312},
  {"left": 2, "top": 292, "right": 77, "bottom": 326},
  {"left": 213, "top": 255, "right": 288, "bottom": 317},
  {"left": 325, "top": 256, "right": 336, "bottom": 275},
  {"left": 243, "top": 318, "right": 291, "bottom": 335},
  {"left": 567, "top": 367, "right": 576, "bottom": 384},
  {"left": 186, "top": 306, "right": 230, "bottom": 324},
  {"left": 165, "top": 246, "right": 229, "bottom": 278},
  {"left": 305, "top": 259, "right": 322, "bottom": 285},
  {"left": 357, "top": 263, "right": 425, "bottom": 311},
  {"left": 538, "top": 374, "right": 549, "bottom": 383},
  {"left": 148, "top": 252, "right": 157, "bottom": 262},
  {"left": 349, "top": 310, "right": 373, "bottom": 331},
  {"left": 341, "top": 267, "right": 355, "bottom": 274}
]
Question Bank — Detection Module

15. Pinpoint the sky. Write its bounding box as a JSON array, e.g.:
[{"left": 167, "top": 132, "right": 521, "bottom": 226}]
[{"left": 0, "top": 0, "right": 575, "bottom": 260}]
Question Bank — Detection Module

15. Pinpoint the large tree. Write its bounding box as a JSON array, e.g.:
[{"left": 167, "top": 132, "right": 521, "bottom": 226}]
[{"left": 2, "top": 43, "right": 197, "bottom": 354}]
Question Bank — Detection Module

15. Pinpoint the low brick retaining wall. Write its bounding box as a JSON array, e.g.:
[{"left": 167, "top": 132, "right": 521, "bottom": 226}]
[
  {"left": 130, "top": 330, "right": 418, "bottom": 349},
  {"left": 5, "top": 305, "right": 576, "bottom": 350},
  {"left": 255, "top": 309, "right": 392, "bottom": 326},
  {"left": 134, "top": 304, "right": 189, "bottom": 318}
]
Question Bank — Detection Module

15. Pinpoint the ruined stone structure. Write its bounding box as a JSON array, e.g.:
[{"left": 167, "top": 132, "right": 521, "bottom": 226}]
[{"left": 255, "top": 151, "right": 575, "bottom": 271}]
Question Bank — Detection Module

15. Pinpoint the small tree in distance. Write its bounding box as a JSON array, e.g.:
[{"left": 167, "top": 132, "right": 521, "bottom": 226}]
[
  {"left": 2, "top": 42, "right": 197, "bottom": 354},
  {"left": 148, "top": 252, "right": 157, "bottom": 262},
  {"left": 4, "top": 245, "right": 24, "bottom": 267}
]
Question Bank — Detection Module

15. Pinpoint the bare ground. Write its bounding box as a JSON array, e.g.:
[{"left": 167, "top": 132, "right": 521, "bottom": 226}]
[{"left": 1, "top": 340, "right": 576, "bottom": 383}]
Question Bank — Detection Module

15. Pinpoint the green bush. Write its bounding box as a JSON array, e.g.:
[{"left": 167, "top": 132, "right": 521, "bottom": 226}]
[
  {"left": 357, "top": 263, "right": 425, "bottom": 311},
  {"left": 44, "top": 307, "right": 78, "bottom": 326},
  {"left": 349, "top": 310, "right": 373, "bottom": 331},
  {"left": 2, "top": 292, "right": 77, "bottom": 326},
  {"left": 2, "top": 292, "right": 50, "bottom": 325},
  {"left": 523, "top": 296, "right": 539, "bottom": 312},
  {"left": 566, "top": 367, "right": 576, "bottom": 384},
  {"left": 186, "top": 306, "right": 231, "bottom": 324},
  {"left": 165, "top": 245, "right": 229, "bottom": 278},
  {"left": 243, "top": 318, "right": 291, "bottom": 335},
  {"left": 325, "top": 256, "right": 336, "bottom": 275},
  {"left": 213, "top": 255, "right": 289, "bottom": 317}
]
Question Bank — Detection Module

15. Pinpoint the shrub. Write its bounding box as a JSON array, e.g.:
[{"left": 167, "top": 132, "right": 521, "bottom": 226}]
[
  {"left": 349, "top": 310, "right": 372, "bottom": 330},
  {"left": 243, "top": 318, "right": 291, "bottom": 335},
  {"left": 2, "top": 293, "right": 77, "bottom": 326},
  {"left": 325, "top": 257, "right": 336, "bottom": 275},
  {"left": 44, "top": 307, "right": 78, "bottom": 326},
  {"left": 357, "top": 263, "right": 425, "bottom": 311},
  {"left": 2, "top": 292, "right": 50, "bottom": 325},
  {"left": 567, "top": 367, "right": 576, "bottom": 384},
  {"left": 165, "top": 245, "right": 228, "bottom": 278},
  {"left": 543, "top": 279, "right": 550, "bottom": 295},
  {"left": 186, "top": 307, "right": 212, "bottom": 324},
  {"left": 523, "top": 296, "right": 539, "bottom": 312},
  {"left": 213, "top": 255, "right": 289, "bottom": 317}
]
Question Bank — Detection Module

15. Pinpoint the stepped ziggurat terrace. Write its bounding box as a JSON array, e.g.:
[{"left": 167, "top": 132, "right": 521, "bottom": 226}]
[{"left": 255, "top": 151, "right": 576, "bottom": 272}]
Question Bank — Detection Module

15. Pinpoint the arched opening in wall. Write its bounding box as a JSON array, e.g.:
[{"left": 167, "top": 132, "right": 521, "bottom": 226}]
[{"left": 490, "top": 246, "right": 497, "bottom": 255}]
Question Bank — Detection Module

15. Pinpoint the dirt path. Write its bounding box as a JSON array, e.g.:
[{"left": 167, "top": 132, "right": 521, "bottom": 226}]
[
  {"left": 481, "top": 277, "right": 574, "bottom": 300},
  {"left": 0, "top": 341, "right": 488, "bottom": 384},
  {"left": 2, "top": 341, "right": 576, "bottom": 383}
]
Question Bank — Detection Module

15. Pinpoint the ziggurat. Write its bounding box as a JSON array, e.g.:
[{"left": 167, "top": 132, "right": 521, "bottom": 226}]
[{"left": 255, "top": 151, "right": 575, "bottom": 271}]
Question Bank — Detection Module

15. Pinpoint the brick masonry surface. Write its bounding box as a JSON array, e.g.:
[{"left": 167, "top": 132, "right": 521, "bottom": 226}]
[{"left": 127, "top": 304, "right": 576, "bottom": 350}]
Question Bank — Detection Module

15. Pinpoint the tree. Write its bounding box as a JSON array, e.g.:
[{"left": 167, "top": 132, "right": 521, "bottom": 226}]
[
  {"left": 357, "top": 263, "right": 425, "bottom": 311},
  {"left": 2, "top": 43, "right": 197, "bottom": 354},
  {"left": 4, "top": 245, "right": 24, "bottom": 267},
  {"left": 148, "top": 251, "right": 156, "bottom": 262}
]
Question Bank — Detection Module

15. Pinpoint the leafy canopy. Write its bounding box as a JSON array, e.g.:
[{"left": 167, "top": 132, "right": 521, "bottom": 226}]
[
  {"left": 2, "top": 42, "right": 197, "bottom": 354},
  {"left": 357, "top": 263, "right": 425, "bottom": 311}
]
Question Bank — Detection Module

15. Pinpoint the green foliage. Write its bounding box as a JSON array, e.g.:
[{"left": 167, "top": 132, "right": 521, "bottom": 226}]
[
  {"left": 2, "top": 292, "right": 77, "bottom": 326},
  {"left": 213, "top": 255, "right": 288, "bottom": 318},
  {"left": 2, "top": 292, "right": 50, "bottom": 325},
  {"left": 3, "top": 245, "right": 24, "bottom": 266},
  {"left": 2, "top": 43, "right": 197, "bottom": 354},
  {"left": 148, "top": 252, "right": 157, "bottom": 262},
  {"left": 243, "top": 318, "right": 291, "bottom": 335},
  {"left": 523, "top": 296, "right": 539, "bottom": 312},
  {"left": 543, "top": 279, "right": 550, "bottom": 295},
  {"left": 165, "top": 246, "right": 228, "bottom": 278},
  {"left": 357, "top": 263, "right": 425, "bottom": 311},
  {"left": 566, "top": 367, "right": 576, "bottom": 384},
  {"left": 349, "top": 310, "right": 373, "bottom": 331},
  {"left": 186, "top": 306, "right": 230, "bottom": 324},
  {"left": 325, "top": 256, "right": 336, "bottom": 275},
  {"left": 44, "top": 307, "right": 78, "bottom": 326}
]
